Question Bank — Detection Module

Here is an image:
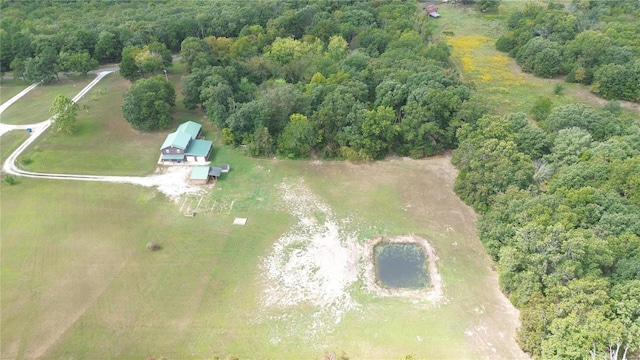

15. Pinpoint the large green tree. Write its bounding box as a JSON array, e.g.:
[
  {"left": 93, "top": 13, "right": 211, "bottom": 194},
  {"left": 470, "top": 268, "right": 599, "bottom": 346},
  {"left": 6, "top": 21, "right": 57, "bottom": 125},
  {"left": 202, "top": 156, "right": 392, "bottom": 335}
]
[
  {"left": 277, "top": 113, "right": 318, "bottom": 158},
  {"left": 180, "top": 37, "right": 216, "bottom": 73},
  {"left": 50, "top": 94, "right": 79, "bottom": 135},
  {"left": 122, "top": 75, "right": 176, "bottom": 131}
]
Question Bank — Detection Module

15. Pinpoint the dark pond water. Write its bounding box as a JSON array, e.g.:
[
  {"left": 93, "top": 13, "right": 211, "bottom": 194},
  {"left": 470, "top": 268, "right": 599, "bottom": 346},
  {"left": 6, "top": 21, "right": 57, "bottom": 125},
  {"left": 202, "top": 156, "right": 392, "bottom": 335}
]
[{"left": 374, "top": 242, "right": 429, "bottom": 289}]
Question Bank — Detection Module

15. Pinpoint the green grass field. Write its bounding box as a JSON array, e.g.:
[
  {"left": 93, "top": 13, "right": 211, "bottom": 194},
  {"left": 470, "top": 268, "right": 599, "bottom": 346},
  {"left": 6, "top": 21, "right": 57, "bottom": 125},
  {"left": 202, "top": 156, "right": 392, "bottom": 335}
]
[
  {"left": 16, "top": 64, "right": 209, "bottom": 176},
  {"left": 1, "top": 153, "right": 524, "bottom": 359},
  {"left": 0, "top": 130, "right": 29, "bottom": 166},
  {"left": 437, "top": 2, "right": 627, "bottom": 117},
  {"left": 0, "top": 76, "right": 96, "bottom": 125},
  {"left": 19, "top": 73, "right": 167, "bottom": 176},
  {"left": 0, "top": 78, "right": 30, "bottom": 104}
]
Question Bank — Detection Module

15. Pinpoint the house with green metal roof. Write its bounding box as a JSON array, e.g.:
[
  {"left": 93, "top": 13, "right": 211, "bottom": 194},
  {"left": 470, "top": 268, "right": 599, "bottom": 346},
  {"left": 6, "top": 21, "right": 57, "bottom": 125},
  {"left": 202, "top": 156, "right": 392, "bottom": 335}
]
[
  {"left": 177, "top": 121, "right": 202, "bottom": 139},
  {"left": 160, "top": 121, "right": 212, "bottom": 164}
]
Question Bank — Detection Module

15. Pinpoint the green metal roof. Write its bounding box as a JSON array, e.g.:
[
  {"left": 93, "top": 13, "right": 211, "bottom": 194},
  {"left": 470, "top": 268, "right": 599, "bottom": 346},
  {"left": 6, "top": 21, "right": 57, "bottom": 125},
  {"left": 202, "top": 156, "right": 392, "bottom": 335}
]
[
  {"left": 161, "top": 131, "right": 191, "bottom": 150},
  {"left": 185, "top": 139, "right": 212, "bottom": 157},
  {"left": 177, "top": 121, "right": 201, "bottom": 140},
  {"left": 191, "top": 166, "right": 210, "bottom": 180},
  {"left": 161, "top": 154, "right": 185, "bottom": 160}
]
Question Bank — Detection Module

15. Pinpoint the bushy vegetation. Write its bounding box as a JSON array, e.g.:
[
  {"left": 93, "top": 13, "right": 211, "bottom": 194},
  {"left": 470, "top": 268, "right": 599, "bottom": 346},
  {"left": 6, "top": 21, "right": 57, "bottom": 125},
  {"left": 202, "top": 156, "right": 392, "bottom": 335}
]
[
  {"left": 453, "top": 105, "right": 640, "bottom": 358},
  {"left": 496, "top": 1, "right": 640, "bottom": 101}
]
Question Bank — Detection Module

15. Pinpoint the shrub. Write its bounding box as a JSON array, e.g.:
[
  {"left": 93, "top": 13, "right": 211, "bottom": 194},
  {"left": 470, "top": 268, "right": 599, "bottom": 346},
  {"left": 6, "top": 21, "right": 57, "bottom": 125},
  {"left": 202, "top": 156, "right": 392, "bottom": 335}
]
[
  {"left": 3, "top": 175, "right": 17, "bottom": 185},
  {"left": 553, "top": 83, "right": 564, "bottom": 96},
  {"left": 531, "top": 96, "right": 553, "bottom": 120},
  {"left": 19, "top": 156, "right": 33, "bottom": 166},
  {"left": 146, "top": 242, "right": 161, "bottom": 251}
]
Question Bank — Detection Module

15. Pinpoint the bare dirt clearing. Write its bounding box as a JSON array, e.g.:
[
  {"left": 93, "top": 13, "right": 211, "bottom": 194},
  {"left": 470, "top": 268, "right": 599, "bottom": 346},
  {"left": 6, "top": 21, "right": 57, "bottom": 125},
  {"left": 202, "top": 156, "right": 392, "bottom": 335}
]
[{"left": 259, "top": 179, "right": 361, "bottom": 343}]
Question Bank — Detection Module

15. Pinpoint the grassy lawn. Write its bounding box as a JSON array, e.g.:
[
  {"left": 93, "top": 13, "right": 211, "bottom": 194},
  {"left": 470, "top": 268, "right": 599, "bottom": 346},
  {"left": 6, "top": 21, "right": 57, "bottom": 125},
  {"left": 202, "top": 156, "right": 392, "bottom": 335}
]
[
  {"left": 1, "top": 153, "right": 522, "bottom": 359},
  {"left": 19, "top": 63, "right": 208, "bottom": 176},
  {"left": 0, "top": 76, "right": 96, "bottom": 125},
  {"left": 0, "top": 130, "right": 29, "bottom": 167},
  {"left": 0, "top": 78, "right": 31, "bottom": 105},
  {"left": 20, "top": 73, "right": 166, "bottom": 176}
]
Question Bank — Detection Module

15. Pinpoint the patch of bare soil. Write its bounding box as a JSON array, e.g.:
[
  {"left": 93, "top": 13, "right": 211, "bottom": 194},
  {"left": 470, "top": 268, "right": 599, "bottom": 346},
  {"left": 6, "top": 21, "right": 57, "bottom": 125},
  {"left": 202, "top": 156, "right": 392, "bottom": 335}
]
[
  {"left": 570, "top": 87, "right": 640, "bottom": 116},
  {"left": 258, "top": 179, "right": 361, "bottom": 343}
]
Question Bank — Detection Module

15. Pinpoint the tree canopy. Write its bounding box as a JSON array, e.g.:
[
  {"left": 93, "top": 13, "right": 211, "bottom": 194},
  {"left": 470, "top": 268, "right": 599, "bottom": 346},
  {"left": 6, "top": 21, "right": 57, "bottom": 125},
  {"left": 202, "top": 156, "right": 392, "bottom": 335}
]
[
  {"left": 122, "top": 75, "right": 176, "bottom": 131},
  {"left": 49, "top": 94, "right": 79, "bottom": 135},
  {"left": 456, "top": 104, "right": 640, "bottom": 358}
]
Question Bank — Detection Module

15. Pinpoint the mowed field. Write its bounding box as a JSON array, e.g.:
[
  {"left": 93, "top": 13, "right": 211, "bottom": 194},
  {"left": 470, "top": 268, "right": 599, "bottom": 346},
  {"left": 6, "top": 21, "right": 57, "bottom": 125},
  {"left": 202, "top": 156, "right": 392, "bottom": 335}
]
[
  {"left": 0, "top": 76, "right": 96, "bottom": 125},
  {"left": 1, "top": 155, "right": 526, "bottom": 359}
]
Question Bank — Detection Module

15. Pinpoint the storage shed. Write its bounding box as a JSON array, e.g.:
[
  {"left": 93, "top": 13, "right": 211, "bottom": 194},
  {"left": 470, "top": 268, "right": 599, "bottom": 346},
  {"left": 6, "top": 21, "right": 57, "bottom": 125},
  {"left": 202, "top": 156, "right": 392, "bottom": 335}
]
[{"left": 190, "top": 166, "right": 211, "bottom": 185}]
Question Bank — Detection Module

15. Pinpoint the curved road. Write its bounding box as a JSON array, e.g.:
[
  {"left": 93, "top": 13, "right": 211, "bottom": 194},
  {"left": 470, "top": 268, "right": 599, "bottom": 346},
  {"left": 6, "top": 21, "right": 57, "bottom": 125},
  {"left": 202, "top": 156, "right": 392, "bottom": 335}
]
[{"left": 1, "top": 70, "right": 192, "bottom": 192}]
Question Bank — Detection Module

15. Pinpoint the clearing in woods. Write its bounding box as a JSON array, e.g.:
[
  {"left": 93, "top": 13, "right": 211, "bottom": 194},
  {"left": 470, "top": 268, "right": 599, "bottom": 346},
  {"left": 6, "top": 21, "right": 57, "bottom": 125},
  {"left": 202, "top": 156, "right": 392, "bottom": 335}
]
[{"left": 0, "top": 155, "right": 528, "bottom": 359}]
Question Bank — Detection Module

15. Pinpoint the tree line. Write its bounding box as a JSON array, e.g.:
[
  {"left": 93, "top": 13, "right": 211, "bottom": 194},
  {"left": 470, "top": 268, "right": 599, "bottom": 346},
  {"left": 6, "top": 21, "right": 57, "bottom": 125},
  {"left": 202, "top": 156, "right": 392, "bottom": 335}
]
[
  {"left": 496, "top": 0, "right": 640, "bottom": 102},
  {"left": 0, "top": 0, "right": 285, "bottom": 81},
  {"left": 173, "top": 1, "right": 481, "bottom": 160},
  {"left": 452, "top": 102, "right": 640, "bottom": 358}
]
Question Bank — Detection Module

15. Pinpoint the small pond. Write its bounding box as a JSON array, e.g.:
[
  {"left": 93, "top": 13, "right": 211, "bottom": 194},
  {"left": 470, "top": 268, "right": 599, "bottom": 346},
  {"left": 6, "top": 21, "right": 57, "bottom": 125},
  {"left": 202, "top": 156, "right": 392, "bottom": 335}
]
[{"left": 374, "top": 242, "right": 429, "bottom": 289}]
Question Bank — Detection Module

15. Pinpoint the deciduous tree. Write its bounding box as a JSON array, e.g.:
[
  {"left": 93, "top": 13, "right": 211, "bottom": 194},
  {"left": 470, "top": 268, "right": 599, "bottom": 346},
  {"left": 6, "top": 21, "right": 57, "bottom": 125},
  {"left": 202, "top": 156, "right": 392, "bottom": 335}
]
[
  {"left": 122, "top": 76, "right": 176, "bottom": 131},
  {"left": 50, "top": 94, "right": 78, "bottom": 135}
]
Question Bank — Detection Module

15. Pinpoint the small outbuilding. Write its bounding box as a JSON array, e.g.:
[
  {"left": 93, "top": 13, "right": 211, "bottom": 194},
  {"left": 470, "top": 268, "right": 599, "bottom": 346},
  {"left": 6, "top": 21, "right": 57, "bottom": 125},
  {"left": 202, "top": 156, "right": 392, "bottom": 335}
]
[
  {"left": 208, "top": 166, "right": 222, "bottom": 179},
  {"left": 190, "top": 166, "right": 223, "bottom": 184},
  {"left": 426, "top": 5, "right": 441, "bottom": 18},
  {"left": 190, "top": 166, "right": 211, "bottom": 185}
]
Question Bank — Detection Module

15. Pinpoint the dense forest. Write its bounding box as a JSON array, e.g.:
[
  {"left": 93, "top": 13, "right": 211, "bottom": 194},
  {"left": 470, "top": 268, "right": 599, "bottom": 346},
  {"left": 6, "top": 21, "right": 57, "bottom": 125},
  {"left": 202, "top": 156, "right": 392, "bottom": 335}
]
[
  {"left": 3, "top": 1, "right": 640, "bottom": 359},
  {"left": 452, "top": 104, "right": 640, "bottom": 358},
  {"left": 496, "top": 0, "right": 640, "bottom": 101}
]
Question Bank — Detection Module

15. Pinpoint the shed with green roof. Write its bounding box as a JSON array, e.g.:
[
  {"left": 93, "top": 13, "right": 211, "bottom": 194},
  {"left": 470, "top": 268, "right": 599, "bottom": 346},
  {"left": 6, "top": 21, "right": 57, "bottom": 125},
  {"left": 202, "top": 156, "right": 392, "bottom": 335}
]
[{"left": 190, "top": 166, "right": 211, "bottom": 184}]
